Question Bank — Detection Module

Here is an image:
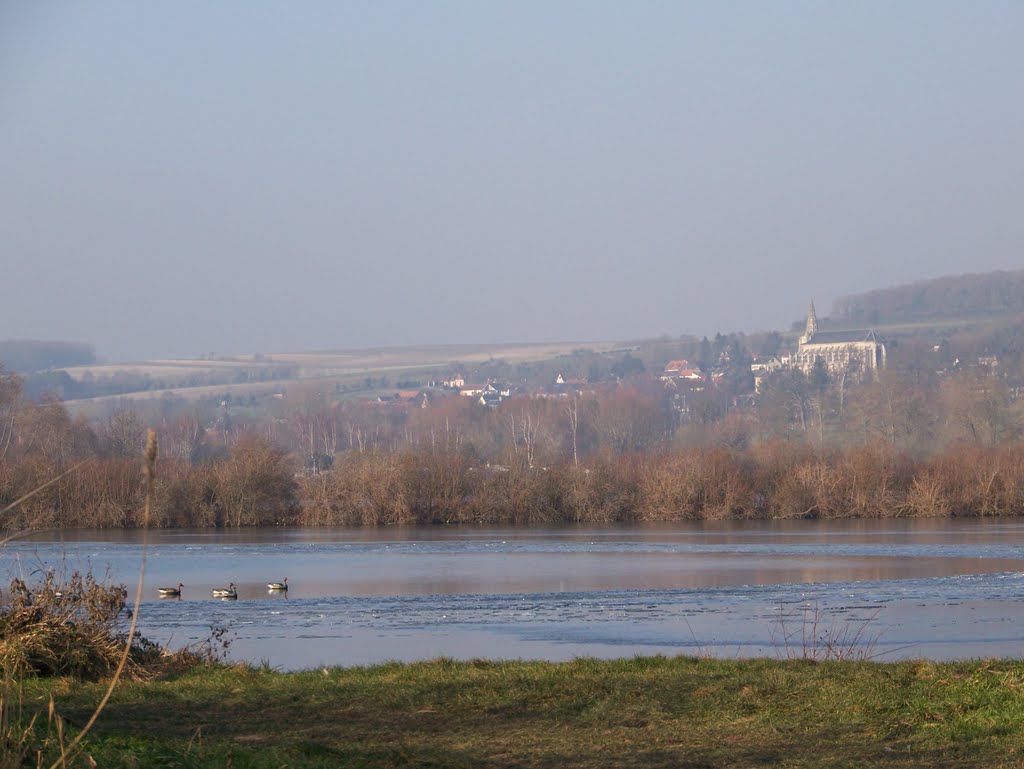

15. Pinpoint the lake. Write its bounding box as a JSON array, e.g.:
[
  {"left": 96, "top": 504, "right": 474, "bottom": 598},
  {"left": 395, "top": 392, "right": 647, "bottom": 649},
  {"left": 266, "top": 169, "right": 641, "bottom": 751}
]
[{"left": 4, "top": 518, "right": 1024, "bottom": 669}]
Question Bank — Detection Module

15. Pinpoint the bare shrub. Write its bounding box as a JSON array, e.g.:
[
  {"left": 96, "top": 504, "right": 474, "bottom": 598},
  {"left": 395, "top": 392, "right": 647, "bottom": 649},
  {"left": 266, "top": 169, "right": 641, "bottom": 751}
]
[
  {"left": 299, "top": 452, "right": 411, "bottom": 525},
  {"left": 636, "top": 449, "right": 752, "bottom": 521},
  {"left": 637, "top": 452, "right": 704, "bottom": 520},
  {"left": 841, "top": 444, "right": 912, "bottom": 518},
  {"left": 470, "top": 464, "right": 566, "bottom": 525},
  {"left": 398, "top": 449, "right": 473, "bottom": 523},
  {"left": 904, "top": 470, "right": 951, "bottom": 517},
  {"left": 771, "top": 602, "right": 884, "bottom": 662},
  {"left": 565, "top": 456, "right": 642, "bottom": 523},
  {"left": 154, "top": 459, "right": 218, "bottom": 527},
  {"left": 214, "top": 432, "right": 299, "bottom": 526}
]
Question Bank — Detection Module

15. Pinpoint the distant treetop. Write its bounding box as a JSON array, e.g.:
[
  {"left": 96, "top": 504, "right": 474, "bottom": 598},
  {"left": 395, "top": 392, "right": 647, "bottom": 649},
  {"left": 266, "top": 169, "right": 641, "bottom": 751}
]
[{"left": 0, "top": 340, "right": 96, "bottom": 373}]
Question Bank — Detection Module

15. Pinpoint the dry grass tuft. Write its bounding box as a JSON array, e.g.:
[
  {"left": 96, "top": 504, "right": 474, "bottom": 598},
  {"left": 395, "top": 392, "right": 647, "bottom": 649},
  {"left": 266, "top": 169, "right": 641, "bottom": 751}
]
[
  {"left": 770, "top": 601, "right": 887, "bottom": 662},
  {"left": 0, "top": 571, "right": 143, "bottom": 681}
]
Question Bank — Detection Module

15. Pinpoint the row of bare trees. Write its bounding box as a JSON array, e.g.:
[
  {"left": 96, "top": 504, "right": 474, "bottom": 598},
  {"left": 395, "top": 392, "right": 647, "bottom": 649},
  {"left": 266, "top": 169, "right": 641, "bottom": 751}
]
[
  {"left": 2, "top": 360, "right": 1024, "bottom": 528},
  {"left": 262, "top": 382, "right": 675, "bottom": 471},
  {"left": 9, "top": 436, "right": 1023, "bottom": 529},
  {"left": 0, "top": 367, "right": 299, "bottom": 528},
  {"left": 0, "top": 435, "right": 298, "bottom": 530},
  {"left": 261, "top": 370, "right": 1020, "bottom": 470},
  {"left": 295, "top": 442, "right": 1024, "bottom": 525}
]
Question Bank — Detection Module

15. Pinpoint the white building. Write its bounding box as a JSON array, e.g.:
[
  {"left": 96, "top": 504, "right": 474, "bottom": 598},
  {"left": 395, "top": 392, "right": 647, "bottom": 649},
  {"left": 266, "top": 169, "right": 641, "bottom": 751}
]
[{"left": 790, "top": 301, "right": 886, "bottom": 378}]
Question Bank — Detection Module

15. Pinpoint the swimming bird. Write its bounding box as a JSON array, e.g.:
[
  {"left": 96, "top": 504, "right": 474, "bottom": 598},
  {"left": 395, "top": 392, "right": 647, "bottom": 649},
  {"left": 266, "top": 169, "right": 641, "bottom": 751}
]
[
  {"left": 158, "top": 583, "right": 184, "bottom": 597},
  {"left": 211, "top": 583, "right": 237, "bottom": 599},
  {"left": 267, "top": 577, "right": 288, "bottom": 591}
]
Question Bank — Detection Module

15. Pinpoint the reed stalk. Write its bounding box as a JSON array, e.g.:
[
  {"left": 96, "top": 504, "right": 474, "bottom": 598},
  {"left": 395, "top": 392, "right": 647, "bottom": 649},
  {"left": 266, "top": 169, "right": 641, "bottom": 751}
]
[{"left": 44, "top": 430, "right": 156, "bottom": 768}]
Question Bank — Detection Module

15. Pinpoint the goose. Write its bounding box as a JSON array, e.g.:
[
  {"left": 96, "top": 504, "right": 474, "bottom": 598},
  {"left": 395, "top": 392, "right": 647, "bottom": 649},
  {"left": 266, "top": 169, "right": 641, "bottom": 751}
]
[
  {"left": 211, "top": 583, "right": 237, "bottom": 599},
  {"left": 158, "top": 583, "right": 184, "bottom": 597},
  {"left": 267, "top": 577, "right": 288, "bottom": 591}
]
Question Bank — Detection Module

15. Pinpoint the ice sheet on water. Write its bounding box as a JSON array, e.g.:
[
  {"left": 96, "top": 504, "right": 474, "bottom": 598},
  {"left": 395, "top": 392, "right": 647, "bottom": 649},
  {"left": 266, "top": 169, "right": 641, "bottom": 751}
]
[
  {"left": 13, "top": 526, "right": 1024, "bottom": 667},
  {"left": 120, "top": 570, "right": 1024, "bottom": 666}
]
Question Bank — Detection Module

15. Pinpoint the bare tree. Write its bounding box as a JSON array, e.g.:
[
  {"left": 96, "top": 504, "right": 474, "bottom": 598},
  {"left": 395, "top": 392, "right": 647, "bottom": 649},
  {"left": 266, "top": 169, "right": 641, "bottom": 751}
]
[
  {"left": 939, "top": 370, "right": 1014, "bottom": 446},
  {"left": 159, "top": 413, "right": 206, "bottom": 462},
  {"left": 564, "top": 394, "right": 580, "bottom": 467},
  {"left": 0, "top": 365, "right": 22, "bottom": 461},
  {"left": 504, "top": 399, "right": 552, "bottom": 468},
  {"left": 99, "top": 408, "right": 148, "bottom": 458}
]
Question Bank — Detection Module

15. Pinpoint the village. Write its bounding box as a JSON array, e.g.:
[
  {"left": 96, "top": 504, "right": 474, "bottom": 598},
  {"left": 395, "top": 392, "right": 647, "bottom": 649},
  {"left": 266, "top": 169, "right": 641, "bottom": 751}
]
[{"left": 366, "top": 302, "right": 892, "bottom": 411}]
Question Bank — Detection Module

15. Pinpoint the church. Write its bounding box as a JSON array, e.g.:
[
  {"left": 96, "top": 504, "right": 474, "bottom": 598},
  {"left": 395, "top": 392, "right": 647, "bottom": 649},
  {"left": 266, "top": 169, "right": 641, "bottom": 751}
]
[{"left": 790, "top": 302, "right": 886, "bottom": 379}]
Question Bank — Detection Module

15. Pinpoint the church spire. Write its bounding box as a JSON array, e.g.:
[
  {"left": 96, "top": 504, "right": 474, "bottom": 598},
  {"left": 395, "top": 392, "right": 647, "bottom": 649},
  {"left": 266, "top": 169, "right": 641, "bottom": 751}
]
[{"left": 800, "top": 300, "right": 817, "bottom": 345}]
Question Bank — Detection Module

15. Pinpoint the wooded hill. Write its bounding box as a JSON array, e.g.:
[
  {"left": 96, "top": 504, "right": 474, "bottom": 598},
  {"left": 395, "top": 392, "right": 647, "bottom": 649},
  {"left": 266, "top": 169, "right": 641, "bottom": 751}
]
[
  {"left": 831, "top": 269, "right": 1024, "bottom": 326},
  {"left": 0, "top": 339, "right": 95, "bottom": 373}
]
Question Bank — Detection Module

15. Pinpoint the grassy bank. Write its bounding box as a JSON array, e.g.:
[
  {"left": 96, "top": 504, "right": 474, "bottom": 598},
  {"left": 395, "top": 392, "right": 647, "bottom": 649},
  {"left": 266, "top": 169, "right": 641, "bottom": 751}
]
[{"left": 16, "top": 656, "right": 1024, "bottom": 768}]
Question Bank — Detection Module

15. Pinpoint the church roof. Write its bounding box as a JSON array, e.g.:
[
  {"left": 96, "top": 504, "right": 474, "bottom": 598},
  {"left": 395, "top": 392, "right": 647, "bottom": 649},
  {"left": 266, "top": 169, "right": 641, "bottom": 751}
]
[{"left": 805, "top": 329, "right": 884, "bottom": 345}]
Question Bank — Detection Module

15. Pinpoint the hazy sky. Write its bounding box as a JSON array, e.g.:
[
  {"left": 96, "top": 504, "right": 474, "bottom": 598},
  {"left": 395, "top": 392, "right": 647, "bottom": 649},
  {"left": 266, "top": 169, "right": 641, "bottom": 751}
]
[{"left": 2, "top": 2, "right": 1022, "bottom": 362}]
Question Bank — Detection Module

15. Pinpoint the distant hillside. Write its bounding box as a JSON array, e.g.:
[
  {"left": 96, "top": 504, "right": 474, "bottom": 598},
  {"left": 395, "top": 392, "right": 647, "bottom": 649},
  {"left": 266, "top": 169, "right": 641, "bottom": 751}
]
[
  {"left": 831, "top": 270, "right": 1024, "bottom": 326},
  {"left": 0, "top": 340, "right": 96, "bottom": 373}
]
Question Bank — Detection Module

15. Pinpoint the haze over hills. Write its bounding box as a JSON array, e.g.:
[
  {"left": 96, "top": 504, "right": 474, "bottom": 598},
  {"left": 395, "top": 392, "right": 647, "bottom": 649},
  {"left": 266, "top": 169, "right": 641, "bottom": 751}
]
[
  {"left": 0, "top": 340, "right": 95, "bottom": 373},
  {"left": 17, "top": 341, "right": 630, "bottom": 410},
  {"left": 5, "top": 268, "right": 1024, "bottom": 408},
  {"left": 14, "top": 267, "right": 1008, "bottom": 380},
  {"left": 831, "top": 269, "right": 1024, "bottom": 326}
]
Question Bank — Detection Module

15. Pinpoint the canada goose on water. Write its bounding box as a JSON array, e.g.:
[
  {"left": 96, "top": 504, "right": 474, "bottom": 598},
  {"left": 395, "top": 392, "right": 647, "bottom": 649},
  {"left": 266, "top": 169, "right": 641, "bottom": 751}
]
[
  {"left": 211, "top": 583, "right": 237, "bottom": 598},
  {"left": 267, "top": 577, "right": 288, "bottom": 591},
  {"left": 158, "top": 583, "right": 184, "bottom": 597}
]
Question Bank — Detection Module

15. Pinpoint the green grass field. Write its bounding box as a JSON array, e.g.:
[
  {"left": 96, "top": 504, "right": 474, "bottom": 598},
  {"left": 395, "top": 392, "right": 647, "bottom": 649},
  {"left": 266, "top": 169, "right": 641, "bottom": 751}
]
[{"left": 16, "top": 656, "right": 1024, "bottom": 768}]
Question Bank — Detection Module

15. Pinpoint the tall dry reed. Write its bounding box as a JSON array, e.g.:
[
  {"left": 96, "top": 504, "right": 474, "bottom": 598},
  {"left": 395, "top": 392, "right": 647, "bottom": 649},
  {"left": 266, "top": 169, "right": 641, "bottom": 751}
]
[{"left": 0, "top": 431, "right": 158, "bottom": 769}]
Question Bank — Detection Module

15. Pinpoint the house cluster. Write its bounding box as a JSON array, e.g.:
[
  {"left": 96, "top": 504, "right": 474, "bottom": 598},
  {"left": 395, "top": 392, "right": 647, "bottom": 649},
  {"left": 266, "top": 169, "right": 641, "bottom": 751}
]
[
  {"left": 660, "top": 360, "right": 704, "bottom": 383},
  {"left": 368, "top": 302, "right": 894, "bottom": 410},
  {"left": 448, "top": 375, "right": 602, "bottom": 406},
  {"left": 454, "top": 380, "right": 514, "bottom": 407},
  {"left": 369, "top": 376, "right": 518, "bottom": 409},
  {"left": 367, "top": 367, "right": 616, "bottom": 410}
]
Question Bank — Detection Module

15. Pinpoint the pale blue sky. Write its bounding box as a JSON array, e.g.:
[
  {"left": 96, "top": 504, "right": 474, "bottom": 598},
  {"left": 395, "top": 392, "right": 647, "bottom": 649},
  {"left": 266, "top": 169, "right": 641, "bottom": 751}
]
[{"left": 2, "top": 2, "right": 1022, "bottom": 361}]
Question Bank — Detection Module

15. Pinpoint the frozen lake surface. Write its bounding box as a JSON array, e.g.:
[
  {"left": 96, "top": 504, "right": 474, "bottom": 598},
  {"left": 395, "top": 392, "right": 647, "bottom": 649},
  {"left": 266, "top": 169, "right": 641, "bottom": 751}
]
[{"left": 5, "top": 519, "right": 1024, "bottom": 668}]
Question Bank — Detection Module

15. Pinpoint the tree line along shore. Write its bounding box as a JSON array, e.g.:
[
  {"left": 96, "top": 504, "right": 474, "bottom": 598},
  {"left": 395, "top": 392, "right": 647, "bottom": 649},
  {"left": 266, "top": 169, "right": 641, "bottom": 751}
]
[
  {"left": 2, "top": 437, "right": 1024, "bottom": 529},
  {"left": 2, "top": 359, "right": 1023, "bottom": 529}
]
